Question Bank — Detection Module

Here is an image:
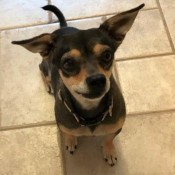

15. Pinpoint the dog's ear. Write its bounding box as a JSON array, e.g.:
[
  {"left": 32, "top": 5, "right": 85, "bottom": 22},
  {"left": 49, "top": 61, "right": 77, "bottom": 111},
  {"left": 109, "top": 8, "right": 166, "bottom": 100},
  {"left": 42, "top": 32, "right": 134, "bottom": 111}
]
[
  {"left": 12, "top": 33, "right": 53, "bottom": 57},
  {"left": 99, "top": 4, "right": 145, "bottom": 44}
]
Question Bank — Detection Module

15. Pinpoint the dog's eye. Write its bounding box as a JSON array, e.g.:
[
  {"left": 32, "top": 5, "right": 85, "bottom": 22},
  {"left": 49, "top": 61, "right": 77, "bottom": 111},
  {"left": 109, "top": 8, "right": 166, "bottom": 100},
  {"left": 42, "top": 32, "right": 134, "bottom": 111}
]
[
  {"left": 101, "top": 50, "right": 112, "bottom": 63},
  {"left": 63, "top": 58, "right": 75, "bottom": 71}
]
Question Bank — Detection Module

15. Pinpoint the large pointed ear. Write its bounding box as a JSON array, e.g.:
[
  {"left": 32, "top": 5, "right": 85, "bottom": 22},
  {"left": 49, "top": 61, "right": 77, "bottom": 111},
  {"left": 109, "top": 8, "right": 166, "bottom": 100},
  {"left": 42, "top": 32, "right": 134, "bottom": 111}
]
[
  {"left": 12, "top": 33, "right": 53, "bottom": 57},
  {"left": 99, "top": 4, "right": 145, "bottom": 44}
]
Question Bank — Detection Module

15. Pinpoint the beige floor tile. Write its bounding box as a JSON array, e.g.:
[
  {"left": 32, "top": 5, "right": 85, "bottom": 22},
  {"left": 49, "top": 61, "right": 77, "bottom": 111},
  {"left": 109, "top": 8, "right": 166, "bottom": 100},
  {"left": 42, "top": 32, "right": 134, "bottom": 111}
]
[
  {"left": 64, "top": 112, "right": 175, "bottom": 175},
  {"left": 0, "top": 26, "right": 58, "bottom": 127},
  {"left": 51, "top": 0, "right": 157, "bottom": 21},
  {"left": 159, "top": 0, "right": 175, "bottom": 47},
  {"left": 116, "top": 9, "right": 172, "bottom": 59},
  {"left": 0, "top": 126, "right": 63, "bottom": 175},
  {"left": 117, "top": 55, "right": 175, "bottom": 114},
  {"left": 0, "top": 0, "right": 49, "bottom": 30}
]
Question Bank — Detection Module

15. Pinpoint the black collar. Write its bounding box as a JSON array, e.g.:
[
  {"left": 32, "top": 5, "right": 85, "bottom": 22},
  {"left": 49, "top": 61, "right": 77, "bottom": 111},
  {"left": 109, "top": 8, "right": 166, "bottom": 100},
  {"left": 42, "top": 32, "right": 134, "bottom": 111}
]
[{"left": 58, "top": 89, "right": 113, "bottom": 127}]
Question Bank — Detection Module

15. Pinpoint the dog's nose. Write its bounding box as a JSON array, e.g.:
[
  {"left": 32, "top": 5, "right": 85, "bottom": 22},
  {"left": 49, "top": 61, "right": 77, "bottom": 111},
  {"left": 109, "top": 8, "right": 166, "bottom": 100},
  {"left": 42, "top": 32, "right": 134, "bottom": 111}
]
[{"left": 86, "top": 74, "right": 106, "bottom": 90}]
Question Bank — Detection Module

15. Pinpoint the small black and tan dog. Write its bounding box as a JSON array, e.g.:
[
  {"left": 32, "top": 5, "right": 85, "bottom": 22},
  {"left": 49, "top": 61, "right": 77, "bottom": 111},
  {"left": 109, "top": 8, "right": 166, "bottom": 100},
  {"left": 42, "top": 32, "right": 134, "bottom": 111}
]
[{"left": 12, "top": 4, "right": 144, "bottom": 166}]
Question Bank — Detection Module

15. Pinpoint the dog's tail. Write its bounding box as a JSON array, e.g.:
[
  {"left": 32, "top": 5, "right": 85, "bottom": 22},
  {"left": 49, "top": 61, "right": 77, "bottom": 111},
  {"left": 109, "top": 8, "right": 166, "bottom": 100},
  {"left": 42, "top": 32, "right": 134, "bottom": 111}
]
[{"left": 42, "top": 5, "right": 67, "bottom": 27}]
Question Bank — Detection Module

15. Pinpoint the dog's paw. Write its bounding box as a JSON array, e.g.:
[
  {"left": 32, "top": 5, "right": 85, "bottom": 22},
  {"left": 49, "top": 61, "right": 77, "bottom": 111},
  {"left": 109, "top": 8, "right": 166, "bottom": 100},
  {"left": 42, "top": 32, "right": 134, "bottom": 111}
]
[
  {"left": 65, "top": 135, "right": 77, "bottom": 154},
  {"left": 102, "top": 142, "right": 117, "bottom": 166}
]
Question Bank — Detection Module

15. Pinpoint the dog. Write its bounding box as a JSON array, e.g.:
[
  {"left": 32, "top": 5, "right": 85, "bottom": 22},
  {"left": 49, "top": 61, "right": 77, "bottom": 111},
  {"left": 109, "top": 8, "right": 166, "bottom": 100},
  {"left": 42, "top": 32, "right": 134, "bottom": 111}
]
[{"left": 12, "top": 4, "right": 144, "bottom": 166}]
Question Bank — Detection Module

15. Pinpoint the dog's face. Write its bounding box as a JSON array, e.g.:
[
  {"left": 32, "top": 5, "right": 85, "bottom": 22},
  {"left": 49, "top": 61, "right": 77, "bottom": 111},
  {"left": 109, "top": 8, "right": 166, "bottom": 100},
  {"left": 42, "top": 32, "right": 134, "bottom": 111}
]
[
  {"left": 54, "top": 29, "right": 116, "bottom": 101},
  {"left": 12, "top": 4, "right": 144, "bottom": 104}
]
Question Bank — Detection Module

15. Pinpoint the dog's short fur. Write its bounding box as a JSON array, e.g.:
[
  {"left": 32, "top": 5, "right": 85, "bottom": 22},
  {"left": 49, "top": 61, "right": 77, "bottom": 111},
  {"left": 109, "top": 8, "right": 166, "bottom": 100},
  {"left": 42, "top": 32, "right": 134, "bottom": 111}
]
[{"left": 12, "top": 4, "right": 144, "bottom": 166}]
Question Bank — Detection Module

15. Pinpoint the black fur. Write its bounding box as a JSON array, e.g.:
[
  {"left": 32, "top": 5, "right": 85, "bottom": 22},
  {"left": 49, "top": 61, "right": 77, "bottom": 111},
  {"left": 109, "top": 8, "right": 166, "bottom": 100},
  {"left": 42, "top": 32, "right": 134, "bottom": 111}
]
[{"left": 42, "top": 5, "right": 67, "bottom": 27}]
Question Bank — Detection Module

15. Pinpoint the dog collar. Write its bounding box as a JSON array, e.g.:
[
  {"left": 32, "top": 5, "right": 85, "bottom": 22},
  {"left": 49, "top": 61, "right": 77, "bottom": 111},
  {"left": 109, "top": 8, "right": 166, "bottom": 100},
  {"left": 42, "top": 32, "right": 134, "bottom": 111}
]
[{"left": 58, "top": 90, "right": 113, "bottom": 127}]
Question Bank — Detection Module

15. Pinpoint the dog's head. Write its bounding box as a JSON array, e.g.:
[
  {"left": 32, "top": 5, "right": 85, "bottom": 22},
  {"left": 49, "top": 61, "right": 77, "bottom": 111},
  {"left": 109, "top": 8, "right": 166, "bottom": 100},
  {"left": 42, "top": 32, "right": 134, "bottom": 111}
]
[{"left": 12, "top": 4, "right": 144, "bottom": 103}]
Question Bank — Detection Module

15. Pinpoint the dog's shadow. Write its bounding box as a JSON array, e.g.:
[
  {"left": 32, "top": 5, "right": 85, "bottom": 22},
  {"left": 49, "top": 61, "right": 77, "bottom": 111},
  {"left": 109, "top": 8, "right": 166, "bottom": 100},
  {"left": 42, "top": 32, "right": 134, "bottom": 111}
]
[{"left": 62, "top": 136, "right": 129, "bottom": 175}]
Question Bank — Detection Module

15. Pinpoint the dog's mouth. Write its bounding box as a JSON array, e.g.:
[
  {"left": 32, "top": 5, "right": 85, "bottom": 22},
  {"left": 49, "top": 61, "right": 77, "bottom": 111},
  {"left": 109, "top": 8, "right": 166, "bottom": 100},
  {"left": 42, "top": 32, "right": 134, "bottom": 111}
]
[{"left": 75, "top": 91, "right": 104, "bottom": 99}]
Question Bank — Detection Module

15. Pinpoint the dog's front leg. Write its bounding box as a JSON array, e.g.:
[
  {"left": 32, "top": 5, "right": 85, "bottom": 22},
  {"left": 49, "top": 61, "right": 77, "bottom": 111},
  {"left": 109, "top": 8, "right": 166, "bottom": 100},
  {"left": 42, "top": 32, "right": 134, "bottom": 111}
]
[
  {"left": 102, "top": 133, "right": 117, "bottom": 166},
  {"left": 64, "top": 133, "right": 78, "bottom": 154},
  {"left": 102, "top": 128, "right": 122, "bottom": 166}
]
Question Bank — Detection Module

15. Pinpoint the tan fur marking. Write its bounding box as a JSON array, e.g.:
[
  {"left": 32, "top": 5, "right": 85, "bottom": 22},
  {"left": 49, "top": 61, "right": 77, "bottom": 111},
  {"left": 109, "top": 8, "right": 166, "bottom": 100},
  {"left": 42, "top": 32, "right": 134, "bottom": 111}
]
[
  {"left": 64, "top": 133, "right": 77, "bottom": 152},
  {"left": 59, "top": 68, "right": 87, "bottom": 86},
  {"left": 102, "top": 133, "right": 117, "bottom": 165},
  {"left": 67, "top": 49, "right": 81, "bottom": 58},
  {"left": 59, "top": 125, "right": 90, "bottom": 137},
  {"left": 59, "top": 116, "right": 125, "bottom": 137},
  {"left": 94, "top": 116, "right": 125, "bottom": 136},
  {"left": 93, "top": 44, "right": 110, "bottom": 56},
  {"left": 98, "top": 65, "right": 113, "bottom": 78}
]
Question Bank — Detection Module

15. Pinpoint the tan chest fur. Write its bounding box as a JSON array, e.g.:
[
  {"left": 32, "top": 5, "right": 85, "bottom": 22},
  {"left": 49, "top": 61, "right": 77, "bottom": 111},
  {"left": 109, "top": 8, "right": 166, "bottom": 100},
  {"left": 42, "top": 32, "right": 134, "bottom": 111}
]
[{"left": 59, "top": 116, "right": 125, "bottom": 137}]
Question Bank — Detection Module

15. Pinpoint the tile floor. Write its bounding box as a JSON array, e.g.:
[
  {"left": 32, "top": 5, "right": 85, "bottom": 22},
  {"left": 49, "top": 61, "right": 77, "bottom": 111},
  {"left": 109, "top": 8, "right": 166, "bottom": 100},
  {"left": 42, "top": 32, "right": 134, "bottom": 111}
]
[{"left": 0, "top": 0, "right": 175, "bottom": 175}]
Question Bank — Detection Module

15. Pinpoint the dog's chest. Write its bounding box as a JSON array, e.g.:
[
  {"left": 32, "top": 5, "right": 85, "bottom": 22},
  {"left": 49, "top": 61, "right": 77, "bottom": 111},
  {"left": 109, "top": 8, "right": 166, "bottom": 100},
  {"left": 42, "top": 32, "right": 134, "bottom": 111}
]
[{"left": 59, "top": 116, "right": 125, "bottom": 136}]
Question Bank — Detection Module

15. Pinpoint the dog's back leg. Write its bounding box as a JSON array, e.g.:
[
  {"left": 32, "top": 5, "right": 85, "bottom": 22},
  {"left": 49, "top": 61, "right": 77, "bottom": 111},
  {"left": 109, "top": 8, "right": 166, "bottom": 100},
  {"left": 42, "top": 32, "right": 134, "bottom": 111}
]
[{"left": 39, "top": 59, "right": 54, "bottom": 94}]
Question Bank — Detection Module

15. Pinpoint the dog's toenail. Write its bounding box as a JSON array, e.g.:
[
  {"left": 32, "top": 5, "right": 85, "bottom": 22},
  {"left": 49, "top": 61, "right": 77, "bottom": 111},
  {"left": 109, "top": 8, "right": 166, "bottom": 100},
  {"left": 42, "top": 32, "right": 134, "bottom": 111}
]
[
  {"left": 111, "top": 163, "right": 114, "bottom": 167},
  {"left": 115, "top": 157, "right": 117, "bottom": 161},
  {"left": 75, "top": 145, "right": 77, "bottom": 149},
  {"left": 70, "top": 151, "right": 74, "bottom": 154}
]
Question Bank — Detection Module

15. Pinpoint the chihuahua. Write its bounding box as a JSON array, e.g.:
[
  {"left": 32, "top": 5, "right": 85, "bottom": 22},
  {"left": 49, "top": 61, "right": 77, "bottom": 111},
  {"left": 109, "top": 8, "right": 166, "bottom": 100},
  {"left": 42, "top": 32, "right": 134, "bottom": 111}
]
[{"left": 12, "top": 4, "right": 144, "bottom": 166}]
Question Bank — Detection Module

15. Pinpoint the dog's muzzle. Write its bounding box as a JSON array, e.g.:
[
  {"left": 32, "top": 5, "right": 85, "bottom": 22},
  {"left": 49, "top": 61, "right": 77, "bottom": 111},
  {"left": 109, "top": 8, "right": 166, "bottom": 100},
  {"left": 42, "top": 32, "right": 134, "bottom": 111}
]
[{"left": 81, "top": 74, "right": 106, "bottom": 99}]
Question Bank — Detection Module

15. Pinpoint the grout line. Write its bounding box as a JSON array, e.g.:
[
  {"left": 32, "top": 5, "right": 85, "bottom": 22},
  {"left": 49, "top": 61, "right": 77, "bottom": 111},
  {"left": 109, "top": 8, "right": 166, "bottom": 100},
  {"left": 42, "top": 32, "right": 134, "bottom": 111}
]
[
  {"left": 127, "top": 108, "right": 175, "bottom": 117},
  {"left": 47, "top": 3, "right": 66, "bottom": 174},
  {"left": 0, "top": 33, "right": 1, "bottom": 127},
  {"left": 156, "top": 0, "right": 175, "bottom": 53},
  {"left": 56, "top": 130, "right": 67, "bottom": 175},
  {"left": 0, "top": 32, "right": 2, "bottom": 127},
  {"left": 0, "top": 22, "right": 51, "bottom": 31},
  {"left": 141, "top": 7, "right": 158, "bottom": 11},
  {"left": 0, "top": 121, "right": 56, "bottom": 132},
  {"left": 57, "top": 132, "right": 67, "bottom": 175},
  {"left": 0, "top": 108, "right": 1, "bottom": 127},
  {"left": 48, "top": 27, "right": 66, "bottom": 173},
  {"left": 48, "top": 0, "right": 52, "bottom": 23},
  {"left": 115, "top": 52, "right": 175, "bottom": 62}
]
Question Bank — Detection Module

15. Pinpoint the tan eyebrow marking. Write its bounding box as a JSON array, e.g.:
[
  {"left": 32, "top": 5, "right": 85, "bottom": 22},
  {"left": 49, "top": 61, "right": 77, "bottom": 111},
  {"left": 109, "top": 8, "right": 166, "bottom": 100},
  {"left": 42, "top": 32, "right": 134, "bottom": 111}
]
[
  {"left": 93, "top": 44, "right": 110, "bottom": 56},
  {"left": 63, "top": 49, "right": 81, "bottom": 58}
]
